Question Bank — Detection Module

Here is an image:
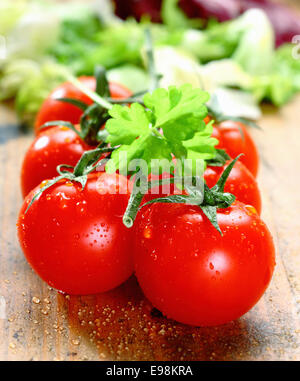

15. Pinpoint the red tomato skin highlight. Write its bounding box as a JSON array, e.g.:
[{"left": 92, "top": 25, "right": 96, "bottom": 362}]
[
  {"left": 17, "top": 173, "right": 134, "bottom": 295},
  {"left": 20, "top": 126, "right": 93, "bottom": 198},
  {"left": 212, "top": 121, "right": 260, "bottom": 177},
  {"left": 34, "top": 77, "right": 132, "bottom": 135},
  {"left": 204, "top": 160, "right": 262, "bottom": 215},
  {"left": 34, "top": 76, "right": 95, "bottom": 134},
  {"left": 134, "top": 201, "right": 275, "bottom": 327}
]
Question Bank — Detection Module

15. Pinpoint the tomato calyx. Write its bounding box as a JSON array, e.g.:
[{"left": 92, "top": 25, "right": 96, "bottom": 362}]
[
  {"left": 209, "top": 110, "right": 261, "bottom": 130},
  {"left": 25, "top": 145, "right": 115, "bottom": 213},
  {"left": 123, "top": 155, "right": 242, "bottom": 235},
  {"left": 207, "top": 95, "right": 261, "bottom": 130},
  {"left": 206, "top": 148, "right": 230, "bottom": 167},
  {"left": 122, "top": 173, "right": 176, "bottom": 228},
  {"left": 38, "top": 67, "right": 113, "bottom": 146},
  {"left": 39, "top": 64, "right": 148, "bottom": 146}
]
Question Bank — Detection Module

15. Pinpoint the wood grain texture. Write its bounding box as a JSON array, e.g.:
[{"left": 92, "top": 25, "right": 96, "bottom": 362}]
[
  {"left": 1, "top": 0, "right": 300, "bottom": 360},
  {"left": 0, "top": 95, "right": 300, "bottom": 361}
]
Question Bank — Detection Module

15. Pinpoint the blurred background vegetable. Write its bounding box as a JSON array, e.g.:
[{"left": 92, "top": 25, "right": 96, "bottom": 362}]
[
  {"left": 113, "top": 0, "right": 300, "bottom": 47},
  {"left": 0, "top": 0, "right": 299, "bottom": 126}
]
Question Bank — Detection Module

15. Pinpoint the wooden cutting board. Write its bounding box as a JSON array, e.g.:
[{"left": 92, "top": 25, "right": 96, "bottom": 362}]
[
  {"left": 1, "top": 0, "right": 300, "bottom": 361},
  {"left": 0, "top": 94, "right": 300, "bottom": 361}
]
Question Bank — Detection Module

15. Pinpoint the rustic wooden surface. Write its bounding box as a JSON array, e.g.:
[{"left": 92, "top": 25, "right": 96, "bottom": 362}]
[
  {"left": 0, "top": 95, "right": 300, "bottom": 361},
  {"left": 1, "top": 0, "right": 300, "bottom": 360}
]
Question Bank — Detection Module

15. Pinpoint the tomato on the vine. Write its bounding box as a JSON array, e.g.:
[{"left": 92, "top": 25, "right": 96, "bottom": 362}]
[
  {"left": 142, "top": 159, "right": 261, "bottom": 214},
  {"left": 212, "top": 121, "right": 259, "bottom": 177},
  {"left": 204, "top": 160, "right": 262, "bottom": 214},
  {"left": 23, "top": 78, "right": 132, "bottom": 197},
  {"left": 18, "top": 172, "right": 134, "bottom": 295},
  {"left": 21, "top": 125, "right": 94, "bottom": 198},
  {"left": 34, "top": 77, "right": 132, "bottom": 135},
  {"left": 134, "top": 201, "right": 275, "bottom": 326}
]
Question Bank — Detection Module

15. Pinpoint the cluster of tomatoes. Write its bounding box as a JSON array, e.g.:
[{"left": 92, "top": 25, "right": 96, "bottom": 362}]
[{"left": 17, "top": 76, "right": 275, "bottom": 327}]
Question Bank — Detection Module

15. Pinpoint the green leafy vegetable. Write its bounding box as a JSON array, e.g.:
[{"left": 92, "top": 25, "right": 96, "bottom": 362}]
[
  {"left": 53, "top": 19, "right": 182, "bottom": 76},
  {"left": 161, "top": 0, "right": 203, "bottom": 29},
  {"left": 181, "top": 21, "right": 238, "bottom": 63},
  {"left": 49, "top": 12, "right": 104, "bottom": 75},
  {"left": 250, "top": 44, "right": 300, "bottom": 106},
  {"left": 107, "top": 65, "right": 150, "bottom": 93},
  {"left": 1, "top": 1, "right": 300, "bottom": 129},
  {"left": 105, "top": 84, "right": 216, "bottom": 175},
  {"left": 106, "top": 103, "right": 151, "bottom": 146},
  {"left": 0, "top": 1, "right": 97, "bottom": 124},
  {"left": 14, "top": 61, "right": 68, "bottom": 125},
  {"left": 232, "top": 9, "right": 274, "bottom": 76},
  {"left": 183, "top": 120, "right": 219, "bottom": 161},
  {"left": 0, "top": 0, "right": 27, "bottom": 35}
]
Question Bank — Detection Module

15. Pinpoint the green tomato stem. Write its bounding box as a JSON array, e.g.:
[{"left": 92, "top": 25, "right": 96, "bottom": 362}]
[{"left": 66, "top": 74, "right": 113, "bottom": 110}]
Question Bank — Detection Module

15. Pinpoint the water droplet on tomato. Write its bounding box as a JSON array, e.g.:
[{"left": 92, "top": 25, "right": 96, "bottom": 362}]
[
  {"left": 245, "top": 205, "right": 257, "bottom": 216},
  {"left": 143, "top": 226, "right": 152, "bottom": 239},
  {"left": 40, "top": 180, "right": 49, "bottom": 188}
]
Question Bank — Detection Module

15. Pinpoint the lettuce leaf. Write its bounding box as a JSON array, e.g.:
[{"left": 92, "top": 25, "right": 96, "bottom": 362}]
[
  {"left": 250, "top": 44, "right": 300, "bottom": 106},
  {"left": 232, "top": 9, "right": 275, "bottom": 76},
  {"left": 52, "top": 19, "right": 182, "bottom": 75},
  {"left": 107, "top": 65, "right": 150, "bottom": 93},
  {"left": 161, "top": 0, "right": 203, "bottom": 29},
  {"left": 0, "top": 0, "right": 28, "bottom": 36},
  {"left": 14, "top": 60, "right": 69, "bottom": 125}
]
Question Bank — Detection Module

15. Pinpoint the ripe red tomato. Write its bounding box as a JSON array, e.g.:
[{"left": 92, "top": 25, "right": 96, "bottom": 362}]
[
  {"left": 21, "top": 125, "right": 94, "bottom": 198},
  {"left": 134, "top": 201, "right": 275, "bottom": 326},
  {"left": 34, "top": 77, "right": 132, "bottom": 135},
  {"left": 17, "top": 173, "right": 134, "bottom": 295},
  {"left": 22, "top": 78, "right": 131, "bottom": 197},
  {"left": 212, "top": 121, "right": 260, "bottom": 177},
  {"left": 204, "top": 160, "right": 262, "bottom": 214}
]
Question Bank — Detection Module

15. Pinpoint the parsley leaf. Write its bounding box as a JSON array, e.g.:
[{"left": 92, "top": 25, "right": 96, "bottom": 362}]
[
  {"left": 183, "top": 120, "right": 219, "bottom": 161},
  {"left": 105, "top": 84, "right": 216, "bottom": 175},
  {"left": 144, "top": 84, "right": 209, "bottom": 139},
  {"left": 106, "top": 103, "right": 150, "bottom": 146}
]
